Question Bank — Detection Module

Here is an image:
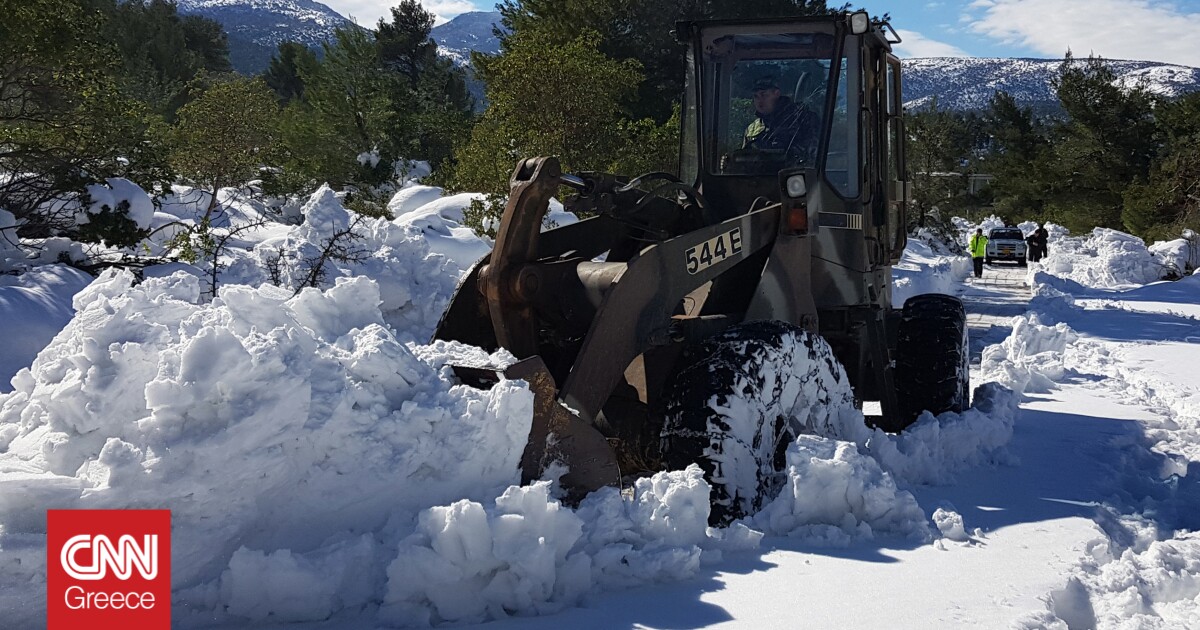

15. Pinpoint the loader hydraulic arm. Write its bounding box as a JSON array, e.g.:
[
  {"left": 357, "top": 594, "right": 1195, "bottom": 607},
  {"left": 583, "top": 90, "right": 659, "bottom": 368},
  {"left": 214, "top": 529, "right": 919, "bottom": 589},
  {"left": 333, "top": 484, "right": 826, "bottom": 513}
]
[{"left": 478, "top": 157, "right": 563, "bottom": 359}]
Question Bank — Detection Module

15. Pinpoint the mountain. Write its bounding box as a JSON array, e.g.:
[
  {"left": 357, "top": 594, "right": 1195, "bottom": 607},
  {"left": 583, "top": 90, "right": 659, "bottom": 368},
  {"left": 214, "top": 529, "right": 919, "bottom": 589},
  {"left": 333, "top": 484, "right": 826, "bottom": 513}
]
[
  {"left": 191, "top": 4, "right": 1200, "bottom": 110},
  {"left": 431, "top": 11, "right": 504, "bottom": 66},
  {"left": 429, "top": 12, "right": 1200, "bottom": 112},
  {"left": 902, "top": 57, "right": 1200, "bottom": 111},
  {"left": 177, "top": 0, "right": 354, "bottom": 74}
]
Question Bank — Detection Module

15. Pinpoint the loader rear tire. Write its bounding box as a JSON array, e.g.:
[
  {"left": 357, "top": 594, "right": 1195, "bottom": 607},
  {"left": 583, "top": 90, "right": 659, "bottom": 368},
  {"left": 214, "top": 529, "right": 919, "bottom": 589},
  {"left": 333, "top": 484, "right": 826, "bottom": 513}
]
[
  {"left": 661, "top": 321, "right": 857, "bottom": 525},
  {"left": 894, "top": 294, "right": 969, "bottom": 426}
]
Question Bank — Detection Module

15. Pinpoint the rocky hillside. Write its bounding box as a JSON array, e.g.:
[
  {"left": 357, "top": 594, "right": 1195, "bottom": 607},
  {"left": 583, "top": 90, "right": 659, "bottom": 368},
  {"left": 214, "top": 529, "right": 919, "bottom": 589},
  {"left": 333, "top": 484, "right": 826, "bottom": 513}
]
[{"left": 177, "top": 0, "right": 353, "bottom": 74}]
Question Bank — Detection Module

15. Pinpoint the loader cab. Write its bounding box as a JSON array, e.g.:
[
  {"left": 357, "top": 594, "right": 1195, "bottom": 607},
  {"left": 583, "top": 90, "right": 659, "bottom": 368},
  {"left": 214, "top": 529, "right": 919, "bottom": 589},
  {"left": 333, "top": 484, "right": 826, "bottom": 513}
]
[{"left": 677, "top": 13, "right": 909, "bottom": 274}]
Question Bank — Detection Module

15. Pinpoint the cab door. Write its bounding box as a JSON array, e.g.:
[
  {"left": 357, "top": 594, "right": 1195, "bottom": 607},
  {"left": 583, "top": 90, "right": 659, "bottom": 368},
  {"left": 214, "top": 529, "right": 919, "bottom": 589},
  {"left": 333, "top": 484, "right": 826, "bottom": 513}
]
[{"left": 884, "top": 54, "right": 907, "bottom": 263}]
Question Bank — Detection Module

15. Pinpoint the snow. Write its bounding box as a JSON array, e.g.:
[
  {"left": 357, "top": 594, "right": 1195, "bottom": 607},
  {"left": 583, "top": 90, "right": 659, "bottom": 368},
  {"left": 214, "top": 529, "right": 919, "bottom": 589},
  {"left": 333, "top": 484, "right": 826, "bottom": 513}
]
[
  {"left": 0, "top": 266, "right": 93, "bottom": 392},
  {"left": 2, "top": 179, "right": 1200, "bottom": 628}
]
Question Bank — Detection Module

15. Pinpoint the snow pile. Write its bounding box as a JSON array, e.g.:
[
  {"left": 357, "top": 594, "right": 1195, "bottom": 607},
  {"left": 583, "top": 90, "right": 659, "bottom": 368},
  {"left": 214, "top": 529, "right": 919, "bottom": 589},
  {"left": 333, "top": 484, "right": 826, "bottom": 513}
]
[
  {"left": 892, "top": 234, "right": 972, "bottom": 308},
  {"left": 378, "top": 466, "right": 742, "bottom": 626},
  {"left": 0, "top": 265, "right": 93, "bottom": 392},
  {"left": 751, "top": 437, "right": 930, "bottom": 545},
  {"left": 390, "top": 187, "right": 492, "bottom": 268},
  {"left": 203, "top": 185, "right": 472, "bottom": 341},
  {"left": 1039, "top": 227, "right": 1175, "bottom": 289},
  {"left": 1148, "top": 230, "right": 1200, "bottom": 276},
  {"left": 867, "top": 383, "right": 1018, "bottom": 486},
  {"left": 0, "top": 269, "right": 536, "bottom": 611},
  {"left": 71, "top": 177, "right": 155, "bottom": 231},
  {"left": 979, "top": 313, "right": 1088, "bottom": 393}
]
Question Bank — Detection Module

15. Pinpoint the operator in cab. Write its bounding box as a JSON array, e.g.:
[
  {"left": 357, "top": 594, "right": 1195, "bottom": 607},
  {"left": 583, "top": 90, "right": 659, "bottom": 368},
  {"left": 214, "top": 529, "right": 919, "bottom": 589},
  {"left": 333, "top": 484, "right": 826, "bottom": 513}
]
[{"left": 743, "top": 74, "right": 818, "bottom": 166}]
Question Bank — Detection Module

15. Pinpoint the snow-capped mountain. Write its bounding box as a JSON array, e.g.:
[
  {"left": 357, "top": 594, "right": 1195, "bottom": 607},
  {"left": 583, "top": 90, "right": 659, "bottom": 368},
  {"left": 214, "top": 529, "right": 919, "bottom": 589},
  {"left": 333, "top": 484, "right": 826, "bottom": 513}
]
[
  {"left": 430, "top": 11, "right": 504, "bottom": 66},
  {"left": 177, "top": 0, "right": 354, "bottom": 74},
  {"left": 195, "top": 4, "right": 1200, "bottom": 110},
  {"left": 429, "top": 11, "right": 1200, "bottom": 112},
  {"left": 902, "top": 57, "right": 1200, "bottom": 111}
]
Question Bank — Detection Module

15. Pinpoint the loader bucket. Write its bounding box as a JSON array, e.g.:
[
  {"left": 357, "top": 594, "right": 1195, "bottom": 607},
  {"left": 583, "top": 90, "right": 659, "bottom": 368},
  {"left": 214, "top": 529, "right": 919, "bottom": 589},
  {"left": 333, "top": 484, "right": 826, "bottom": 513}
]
[{"left": 451, "top": 356, "right": 621, "bottom": 501}]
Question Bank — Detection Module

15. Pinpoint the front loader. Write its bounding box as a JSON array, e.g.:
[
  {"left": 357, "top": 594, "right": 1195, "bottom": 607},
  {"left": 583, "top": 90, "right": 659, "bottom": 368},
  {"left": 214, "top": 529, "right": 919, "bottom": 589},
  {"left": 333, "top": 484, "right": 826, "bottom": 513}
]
[{"left": 434, "top": 12, "right": 970, "bottom": 523}]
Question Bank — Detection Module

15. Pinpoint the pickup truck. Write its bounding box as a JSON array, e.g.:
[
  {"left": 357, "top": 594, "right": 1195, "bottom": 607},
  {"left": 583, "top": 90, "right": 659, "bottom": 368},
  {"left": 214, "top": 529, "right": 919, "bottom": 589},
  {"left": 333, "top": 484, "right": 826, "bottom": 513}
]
[{"left": 985, "top": 227, "right": 1027, "bottom": 266}]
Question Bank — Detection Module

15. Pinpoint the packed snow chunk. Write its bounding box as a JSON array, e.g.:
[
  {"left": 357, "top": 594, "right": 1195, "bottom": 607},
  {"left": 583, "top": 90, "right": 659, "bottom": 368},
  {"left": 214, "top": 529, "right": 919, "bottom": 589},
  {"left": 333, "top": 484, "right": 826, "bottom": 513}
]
[
  {"left": 301, "top": 184, "right": 353, "bottom": 234},
  {"left": 980, "top": 313, "right": 1094, "bottom": 393},
  {"left": 0, "top": 265, "right": 94, "bottom": 392},
  {"left": 932, "top": 507, "right": 970, "bottom": 542},
  {"left": 381, "top": 482, "right": 588, "bottom": 626},
  {"left": 625, "top": 464, "right": 711, "bottom": 547},
  {"left": 1149, "top": 233, "right": 1200, "bottom": 276},
  {"left": 869, "top": 382, "right": 1018, "bottom": 486},
  {"left": 751, "top": 436, "right": 930, "bottom": 545},
  {"left": 222, "top": 534, "right": 377, "bottom": 623},
  {"left": 575, "top": 466, "right": 717, "bottom": 588}
]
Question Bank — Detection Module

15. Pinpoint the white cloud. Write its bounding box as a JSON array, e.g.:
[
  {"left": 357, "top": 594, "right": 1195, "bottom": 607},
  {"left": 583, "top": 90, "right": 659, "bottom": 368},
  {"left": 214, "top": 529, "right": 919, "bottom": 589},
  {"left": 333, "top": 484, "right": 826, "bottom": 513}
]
[
  {"left": 323, "top": 0, "right": 481, "bottom": 28},
  {"left": 892, "top": 30, "right": 970, "bottom": 58},
  {"left": 966, "top": 0, "right": 1200, "bottom": 66}
]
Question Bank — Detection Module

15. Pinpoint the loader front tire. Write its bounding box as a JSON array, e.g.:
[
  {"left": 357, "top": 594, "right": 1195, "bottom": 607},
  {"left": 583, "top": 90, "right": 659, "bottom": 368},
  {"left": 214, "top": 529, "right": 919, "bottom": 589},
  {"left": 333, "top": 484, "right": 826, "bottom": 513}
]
[
  {"left": 894, "top": 294, "right": 969, "bottom": 426},
  {"left": 661, "top": 321, "right": 857, "bottom": 526}
]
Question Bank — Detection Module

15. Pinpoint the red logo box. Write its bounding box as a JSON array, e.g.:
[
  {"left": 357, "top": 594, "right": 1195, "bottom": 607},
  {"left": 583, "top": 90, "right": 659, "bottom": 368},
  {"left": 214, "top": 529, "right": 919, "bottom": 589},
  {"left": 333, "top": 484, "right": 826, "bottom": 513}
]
[{"left": 47, "top": 510, "right": 171, "bottom": 630}]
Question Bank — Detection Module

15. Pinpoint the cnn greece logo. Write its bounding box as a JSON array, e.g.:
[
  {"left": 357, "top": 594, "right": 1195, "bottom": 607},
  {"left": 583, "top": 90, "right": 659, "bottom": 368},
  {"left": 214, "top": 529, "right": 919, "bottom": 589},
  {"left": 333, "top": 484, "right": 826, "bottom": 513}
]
[
  {"left": 60, "top": 533, "right": 158, "bottom": 580},
  {"left": 48, "top": 509, "right": 171, "bottom": 629}
]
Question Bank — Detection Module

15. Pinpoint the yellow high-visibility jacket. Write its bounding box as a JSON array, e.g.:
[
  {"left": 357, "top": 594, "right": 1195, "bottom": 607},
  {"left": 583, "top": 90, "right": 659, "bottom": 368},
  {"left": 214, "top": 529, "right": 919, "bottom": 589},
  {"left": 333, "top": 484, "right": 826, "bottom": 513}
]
[{"left": 969, "top": 234, "right": 988, "bottom": 258}]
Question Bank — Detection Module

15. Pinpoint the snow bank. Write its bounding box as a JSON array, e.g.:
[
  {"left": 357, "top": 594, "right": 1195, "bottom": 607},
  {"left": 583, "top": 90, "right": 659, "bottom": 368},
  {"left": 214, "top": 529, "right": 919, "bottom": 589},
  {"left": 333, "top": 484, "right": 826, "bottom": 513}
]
[
  {"left": 0, "top": 269, "right": 535, "bottom": 608},
  {"left": 892, "top": 234, "right": 972, "bottom": 308},
  {"left": 1039, "top": 227, "right": 1175, "bottom": 289},
  {"left": 0, "top": 265, "right": 93, "bottom": 392}
]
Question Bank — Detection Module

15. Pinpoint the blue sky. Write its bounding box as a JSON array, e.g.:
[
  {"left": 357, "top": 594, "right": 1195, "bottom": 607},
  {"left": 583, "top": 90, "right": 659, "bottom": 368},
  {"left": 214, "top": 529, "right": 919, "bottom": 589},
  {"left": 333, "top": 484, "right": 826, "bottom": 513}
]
[{"left": 326, "top": 0, "right": 1200, "bottom": 67}]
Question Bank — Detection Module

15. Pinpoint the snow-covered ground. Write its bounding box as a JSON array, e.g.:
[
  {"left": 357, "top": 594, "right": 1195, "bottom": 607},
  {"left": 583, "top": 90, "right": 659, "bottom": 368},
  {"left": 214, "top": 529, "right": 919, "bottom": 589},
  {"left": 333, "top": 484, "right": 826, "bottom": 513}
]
[{"left": 1, "top": 184, "right": 1198, "bottom": 629}]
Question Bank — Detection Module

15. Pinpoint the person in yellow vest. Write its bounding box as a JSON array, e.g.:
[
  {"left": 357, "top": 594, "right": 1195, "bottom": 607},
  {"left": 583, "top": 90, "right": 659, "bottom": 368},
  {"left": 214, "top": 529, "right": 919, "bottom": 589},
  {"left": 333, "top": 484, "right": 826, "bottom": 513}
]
[{"left": 969, "top": 228, "right": 988, "bottom": 278}]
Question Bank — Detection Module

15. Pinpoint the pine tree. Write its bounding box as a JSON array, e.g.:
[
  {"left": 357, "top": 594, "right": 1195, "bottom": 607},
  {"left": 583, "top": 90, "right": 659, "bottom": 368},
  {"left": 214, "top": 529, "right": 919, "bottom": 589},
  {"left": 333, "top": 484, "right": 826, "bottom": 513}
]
[
  {"left": 451, "top": 28, "right": 643, "bottom": 194},
  {"left": 170, "top": 77, "right": 278, "bottom": 220},
  {"left": 1046, "top": 52, "right": 1158, "bottom": 231},
  {"left": 1, "top": 0, "right": 171, "bottom": 238},
  {"left": 1122, "top": 91, "right": 1200, "bottom": 239},
  {"left": 264, "top": 42, "right": 318, "bottom": 104},
  {"left": 981, "top": 90, "right": 1052, "bottom": 221},
  {"left": 907, "top": 99, "right": 981, "bottom": 228}
]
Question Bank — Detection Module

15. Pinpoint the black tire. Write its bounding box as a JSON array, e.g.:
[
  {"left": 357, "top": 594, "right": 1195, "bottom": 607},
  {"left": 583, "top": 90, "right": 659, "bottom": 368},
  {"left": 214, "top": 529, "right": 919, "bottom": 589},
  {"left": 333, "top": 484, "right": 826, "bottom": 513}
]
[
  {"left": 661, "top": 321, "right": 856, "bottom": 525},
  {"left": 1018, "top": 256, "right": 1027, "bottom": 267},
  {"left": 985, "top": 257, "right": 992, "bottom": 265},
  {"left": 894, "top": 294, "right": 969, "bottom": 427}
]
